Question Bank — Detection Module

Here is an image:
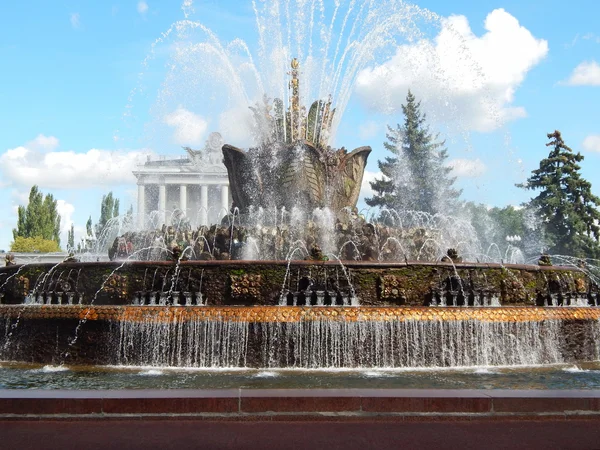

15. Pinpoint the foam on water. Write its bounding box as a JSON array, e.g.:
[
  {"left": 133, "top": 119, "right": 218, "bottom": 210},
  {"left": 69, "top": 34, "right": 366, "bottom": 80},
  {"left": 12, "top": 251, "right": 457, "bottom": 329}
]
[
  {"left": 36, "top": 365, "right": 69, "bottom": 373},
  {"left": 361, "top": 370, "right": 394, "bottom": 378},
  {"left": 254, "top": 371, "right": 279, "bottom": 378},
  {"left": 138, "top": 369, "right": 165, "bottom": 376},
  {"left": 561, "top": 366, "right": 600, "bottom": 374}
]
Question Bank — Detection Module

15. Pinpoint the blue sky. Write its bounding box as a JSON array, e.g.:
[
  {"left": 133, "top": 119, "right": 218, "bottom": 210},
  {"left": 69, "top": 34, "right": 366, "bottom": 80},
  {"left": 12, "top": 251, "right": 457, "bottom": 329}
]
[{"left": 0, "top": 0, "right": 599, "bottom": 250}]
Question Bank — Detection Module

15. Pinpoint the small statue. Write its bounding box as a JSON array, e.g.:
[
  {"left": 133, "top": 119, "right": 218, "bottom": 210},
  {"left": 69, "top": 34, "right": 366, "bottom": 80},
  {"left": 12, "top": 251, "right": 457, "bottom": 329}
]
[
  {"left": 170, "top": 244, "right": 183, "bottom": 262},
  {"left": 538, "top": 254, "right": 552, "bottom": 266},
  {"left": 305, "top": 244, "right": 328, "bottom": 261},
  {"left": 5, "top": 253, "right": 15, "bottom": 266},
  {"left": 64, "top": 252, "right": 79, "bottom": 263},
  {"left": 441, "top": 248, "right": 462, "bottom": 263}
]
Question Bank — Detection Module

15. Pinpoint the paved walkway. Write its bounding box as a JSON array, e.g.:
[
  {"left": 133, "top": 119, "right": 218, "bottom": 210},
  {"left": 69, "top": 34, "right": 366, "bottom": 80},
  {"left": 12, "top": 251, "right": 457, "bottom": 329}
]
[{"left": 1, "top": 419, "right": 600, "bottom": 449}]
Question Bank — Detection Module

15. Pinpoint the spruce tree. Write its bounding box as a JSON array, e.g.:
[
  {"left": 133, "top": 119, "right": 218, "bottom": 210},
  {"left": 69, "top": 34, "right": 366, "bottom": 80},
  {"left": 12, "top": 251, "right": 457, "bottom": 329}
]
[
  {"left": 518, "top": 130, "right": 600, "bottom": 258},
  {"left": 366, "top": 90, "right": 461, "bottom": 214}
]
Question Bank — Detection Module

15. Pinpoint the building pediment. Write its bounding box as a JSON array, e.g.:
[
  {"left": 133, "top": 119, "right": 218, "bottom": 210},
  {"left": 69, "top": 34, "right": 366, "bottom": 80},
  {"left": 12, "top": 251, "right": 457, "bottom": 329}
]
[{"left": 181, "top": 163, "right": 227, "bottom": 174}]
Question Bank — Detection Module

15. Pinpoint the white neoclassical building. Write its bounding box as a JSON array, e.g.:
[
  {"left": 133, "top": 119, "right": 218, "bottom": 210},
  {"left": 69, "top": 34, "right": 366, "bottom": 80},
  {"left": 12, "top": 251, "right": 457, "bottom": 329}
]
[{"left": 133, "top": 132, "right": 231, "bottom": 228}]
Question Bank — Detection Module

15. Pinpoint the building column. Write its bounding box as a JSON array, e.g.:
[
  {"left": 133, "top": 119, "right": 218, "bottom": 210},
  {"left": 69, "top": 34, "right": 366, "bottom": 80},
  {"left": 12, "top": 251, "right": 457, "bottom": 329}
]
[
  {"left": 158, "top": 183, "right": 166, "bottom": 225},
  {"left": 179, "top": 184, "right": 187, "bottom": 217},
  {"left": 220, "top": 184, "right": 229, "bottom": 217},
  {"left": 200, "top": 184, "right": 208, "bottom": 226},
  {"left": 137, "top": 184, "right": 145, "bottom": 229}
]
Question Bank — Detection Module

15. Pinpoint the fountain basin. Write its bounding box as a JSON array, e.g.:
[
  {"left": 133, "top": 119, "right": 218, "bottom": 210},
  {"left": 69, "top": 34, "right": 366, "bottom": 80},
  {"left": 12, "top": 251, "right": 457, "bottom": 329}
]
[
  {"left": 0, "top": 305, "right": 598, "bottom": 368},
  {"left": 0, "top": 261, "right": 595, "bottom": 307},
  {"left": 1, "top": 261, "right": 598, "bottom": 368}
]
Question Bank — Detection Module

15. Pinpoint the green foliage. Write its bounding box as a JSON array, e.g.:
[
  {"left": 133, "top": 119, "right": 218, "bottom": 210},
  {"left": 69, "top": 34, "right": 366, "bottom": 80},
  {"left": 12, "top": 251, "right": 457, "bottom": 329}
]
[
  {"left": 488, "top": 206, "right": 526, "bottom": 239},
  {"left": 366, "top": 91, "right": 461, "bottom": 214},
  {"left": 10, "top": 236, "right": 61, "bottom": 253},
  {"left": 518, "top": 130, "right": 600, "bottom": 258},
  {"left": 67, "top": 224, "right": 75, "bottom": 252},
  {"left": 12, "top": 185, "right": 61, "bottom": 246},
  {"left": 463, "top": 202, "right": 524, "bottom": 249},
  {"left": 93, "top": 191, "right": 119, "bottom": 236},
  {"left": 95, "top": 192, "right": 120, "bottom": 236},
  {"left": 86, "top": 216, "right": 93, "bottom": 237}
]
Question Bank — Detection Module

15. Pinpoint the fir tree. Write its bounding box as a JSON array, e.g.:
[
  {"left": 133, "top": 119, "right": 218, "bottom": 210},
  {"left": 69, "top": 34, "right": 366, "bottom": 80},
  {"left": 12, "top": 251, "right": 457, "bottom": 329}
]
[
  {"left": 366, "top": 90, "right": 461, "bottom": 214},
  {"left": 518, "top": 130, "right": 600, "bottom": 258}
]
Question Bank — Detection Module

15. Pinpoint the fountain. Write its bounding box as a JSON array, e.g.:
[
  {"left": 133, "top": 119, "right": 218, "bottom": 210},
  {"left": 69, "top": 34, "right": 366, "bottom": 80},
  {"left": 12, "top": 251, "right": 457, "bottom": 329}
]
[{"left": 1, "top": 1, "right": 600, "bottom": 374}]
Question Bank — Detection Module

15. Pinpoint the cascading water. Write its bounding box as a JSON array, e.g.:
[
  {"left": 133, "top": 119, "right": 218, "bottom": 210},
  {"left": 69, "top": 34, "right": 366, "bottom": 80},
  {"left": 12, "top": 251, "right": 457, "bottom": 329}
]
[
  {"left": 136, "top": 0, "right": 450, "bottom": 149},
  {"left": 117, "top": 316, "right": 600, "bottom": 369},
  {"left": 119, "top": 317, "right": 249, "bottom": 368}
]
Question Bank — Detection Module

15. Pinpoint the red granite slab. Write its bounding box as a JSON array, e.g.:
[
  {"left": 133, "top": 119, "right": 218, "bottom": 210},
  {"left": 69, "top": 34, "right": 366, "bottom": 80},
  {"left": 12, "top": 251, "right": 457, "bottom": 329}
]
[
  {"left": 360, "top": 396, "right": 491, "bottom": 413},
  {"left": 241, "top": 396, "right": 361, "bottom": 413},
  {"left": 0, "top": 389, "right": 598, "bottom": 418},
  {"left": 0, "top": 398, "right": 103, "bottom": 415},
  {"left": 101, "top": 397, "right": 239, "bottom": 414}
]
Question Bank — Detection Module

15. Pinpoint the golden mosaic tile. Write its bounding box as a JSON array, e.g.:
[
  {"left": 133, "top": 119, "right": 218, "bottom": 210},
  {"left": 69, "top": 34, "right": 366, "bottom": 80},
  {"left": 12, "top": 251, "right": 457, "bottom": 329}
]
[{"left": 1, "top": 305, "right": 600, "bottom": 324}]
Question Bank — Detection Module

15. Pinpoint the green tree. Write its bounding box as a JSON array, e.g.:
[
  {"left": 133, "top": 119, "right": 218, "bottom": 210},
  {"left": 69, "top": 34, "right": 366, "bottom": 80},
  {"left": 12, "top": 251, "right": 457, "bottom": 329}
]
[
  {"left": 366, "top": 91, "right": 461, "bottom": 214},
  {"left": 12, "top": 185, "right": 61, "bottom": 246},
  {"left": 86, "top": 216, "right": 93, "bottom": 237},
  {"left": 95, "top": 192, "right": 120, "bottom": 236},
  {"left": 518, "top": 130, "right": 600, "bottom": 258},
  {"left": 11, "top": 236, "right": 61, "bottom": 253},
  {"left": 67, "top": 224, "right": 75, "bottom": 252},
  {"left": 463, "top": 202, "right": 527, "bottom": 252}
]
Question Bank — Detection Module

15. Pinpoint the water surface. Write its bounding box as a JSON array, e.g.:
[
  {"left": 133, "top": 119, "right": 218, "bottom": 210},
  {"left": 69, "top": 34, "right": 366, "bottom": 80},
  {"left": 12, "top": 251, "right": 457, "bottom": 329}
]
[{"left": 1, "top": 362, "right": 600, "bottom": 390}]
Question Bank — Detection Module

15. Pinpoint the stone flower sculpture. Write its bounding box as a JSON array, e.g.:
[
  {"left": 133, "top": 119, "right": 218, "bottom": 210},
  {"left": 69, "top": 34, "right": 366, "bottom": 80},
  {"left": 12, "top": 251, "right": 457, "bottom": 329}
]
[
  {"left": 223, "top": 141, "right": 370, "bottom": 213},
  {"left": 222, "top": 59, "right": 371, "bottom": 214}
]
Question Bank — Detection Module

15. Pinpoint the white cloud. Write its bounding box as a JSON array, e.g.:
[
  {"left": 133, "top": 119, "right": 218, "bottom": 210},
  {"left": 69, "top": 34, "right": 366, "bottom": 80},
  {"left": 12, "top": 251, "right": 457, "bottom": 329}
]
[
  {"left": 10, "top": 189, "right": 29, "bottom": 208},
  {"left": 448, "top": 158, "right": 487, "bottom": 178},
  {"left": 0, "top": 139, "right": 152, "bottom": 189},
  {"left": 218, "top": 106, "right": 254, "bottom": 147},
  {"left": 28, "top": 134, "right": 59, "bottom": 152},
  {"left": 70, "top": 13, "right": 80, "bottom": 29},
  {"left": 583, "top": 135, "right": 600, "bottom": 153},
  {"left": 355, "top": 9, "right": 548, "bottom": 132},
  {"left": 358, "top": 121, "right": 380, "bottom": 140},
  {"left": 164, "top": 107, "right": 208, "bottom": 146},
  {"left": 56, "top": 200, "right": 75, "bottom": 236},
  {"left": 564, "top": 61, "right": 600, "bottom": 86},
  {"left": 137, "top": 1, "right": 148, "bottom": 15},
  {"left": 359, "top": 170, "right": 385, "bottom": 201}
]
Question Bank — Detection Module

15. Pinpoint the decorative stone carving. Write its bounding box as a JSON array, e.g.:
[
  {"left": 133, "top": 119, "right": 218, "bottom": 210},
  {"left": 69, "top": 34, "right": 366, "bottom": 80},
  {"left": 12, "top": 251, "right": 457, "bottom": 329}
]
[
  {"left": 183, "top": 132, "right": 225, "bottom": 169},
  {"left": 379, "top": 275, "right": 405, "bottom": 302},
  {"left": 230, "top": 274, "right": 261, "bottom": 300},
  {"left": 17, "top": 276, "right": 29, "bottom": 296},
  {"left": 104, "top": 274, "right": 128, "bottom": 299}
]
